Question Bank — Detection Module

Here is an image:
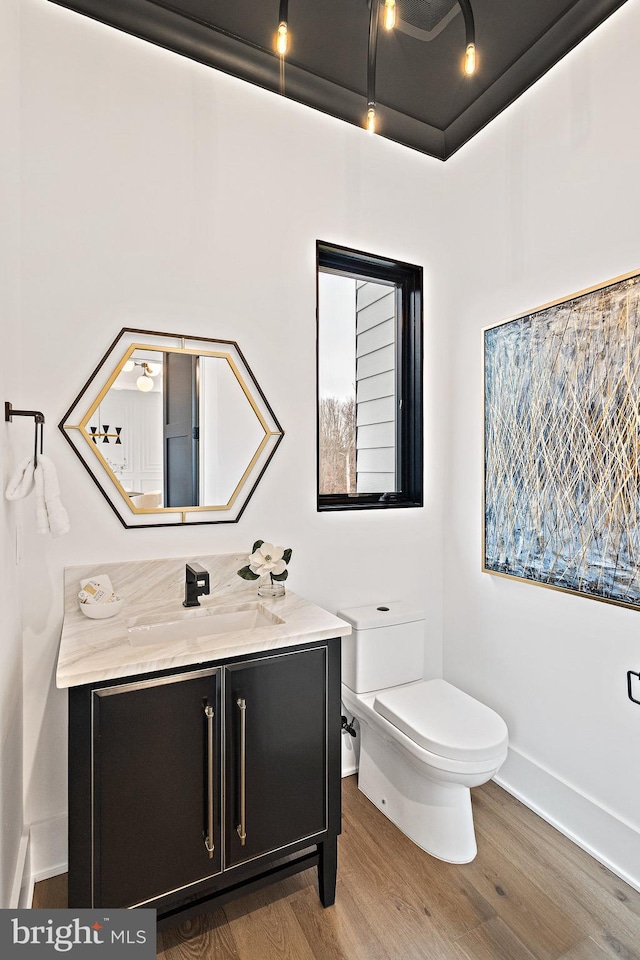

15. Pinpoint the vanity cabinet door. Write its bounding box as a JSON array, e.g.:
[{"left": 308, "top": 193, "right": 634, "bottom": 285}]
[
  {"left": 93, "top": 668, "right": 222, "bottom": 908},
  {"left": 224, "top": 646, "right": 327, "bottom": 868}
]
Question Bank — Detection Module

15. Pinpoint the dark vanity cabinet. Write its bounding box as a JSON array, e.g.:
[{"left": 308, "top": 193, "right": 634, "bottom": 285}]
[{"left": 68, "top": 639, "right": 341, "bottom": 926}]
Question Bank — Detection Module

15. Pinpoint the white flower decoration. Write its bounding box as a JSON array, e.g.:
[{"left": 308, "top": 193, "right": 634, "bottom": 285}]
[
  {"left": 238, "top": 539, "right": 292, "bottom": 584},
  {"left": 248, "top": 542, "right": 287, "bottom": 577}
]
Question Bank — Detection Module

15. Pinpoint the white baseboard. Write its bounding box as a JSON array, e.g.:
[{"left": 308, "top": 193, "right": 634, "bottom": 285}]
[
  {"left": 495, "top": 746, "right": 640, "bottom": 893},
  {"left": 24, "top": 814, "right": 68, "bottom": 894}
]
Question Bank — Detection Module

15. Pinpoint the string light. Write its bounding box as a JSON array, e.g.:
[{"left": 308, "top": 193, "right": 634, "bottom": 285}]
[
  {"left": 383, "top": 0, "right": 396, "bottom": 32},
  {"left": 276, "top": 0, "right": 289, "bottom": 56},
  {"left": 366, "top": 106, "right": 376, "bottom": 134},
  {"left": 273, "top": 2, "right": 478, "bottom": 138},
  {"left": 276, "top": 21, "right": 288, "bottom": 56},
  {"left": 464, "top": 42, "right": 476, "bottom": 76}
]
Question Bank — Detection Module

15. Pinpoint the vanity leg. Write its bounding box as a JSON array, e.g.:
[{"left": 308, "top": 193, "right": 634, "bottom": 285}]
[{"left": 318, "top": 835, "right": 337, "bottom": 907}]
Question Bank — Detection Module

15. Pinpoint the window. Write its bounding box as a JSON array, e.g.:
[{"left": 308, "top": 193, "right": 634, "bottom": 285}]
[{"left": 317, "top": 241, "right": 423, "bottom": 511}]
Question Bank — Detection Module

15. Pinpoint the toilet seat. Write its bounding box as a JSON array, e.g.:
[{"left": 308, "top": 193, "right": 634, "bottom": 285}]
[{"left": 373, "top": 679, "right": 508, "bottom": 763}]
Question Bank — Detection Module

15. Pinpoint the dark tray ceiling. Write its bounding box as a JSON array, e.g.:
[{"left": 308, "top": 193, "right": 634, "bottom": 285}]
[{"left": 47, "top": 0, "right": 629, "bottom": 159}]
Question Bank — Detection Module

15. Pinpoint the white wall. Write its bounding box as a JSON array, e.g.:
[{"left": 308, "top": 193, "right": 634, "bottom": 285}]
[
  {"left": 442, "top": 1, "right": 640, "bottom": 885},
  {"left": 0, "top": 0, "right": 26, "bottom": 907},
  {"left": 16, "top": 0, "right": 446, "bottom": 847}
]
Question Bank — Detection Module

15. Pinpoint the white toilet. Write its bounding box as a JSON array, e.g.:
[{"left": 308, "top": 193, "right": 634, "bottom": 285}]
[{"left": 339, "top": 601, "right": 508, "bottom": 864}]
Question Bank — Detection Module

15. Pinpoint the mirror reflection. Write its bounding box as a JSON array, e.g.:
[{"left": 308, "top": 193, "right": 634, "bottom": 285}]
[{"left": 86, "top": 348, "right": 266, "bottom": 509}]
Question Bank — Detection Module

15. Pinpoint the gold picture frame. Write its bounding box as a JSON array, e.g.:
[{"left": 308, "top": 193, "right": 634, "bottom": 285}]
[{"left": 483, "top": 269, "right": 640, "bottom": 611}]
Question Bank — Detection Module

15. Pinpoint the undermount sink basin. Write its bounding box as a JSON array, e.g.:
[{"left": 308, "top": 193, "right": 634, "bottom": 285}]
[{"left": 127, "top": 602, "right": 285, "bottom": 647}]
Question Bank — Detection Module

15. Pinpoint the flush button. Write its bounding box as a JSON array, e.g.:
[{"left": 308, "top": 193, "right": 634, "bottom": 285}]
[{"left": 377, "top": 606, "right": 390, "bottom": 612}]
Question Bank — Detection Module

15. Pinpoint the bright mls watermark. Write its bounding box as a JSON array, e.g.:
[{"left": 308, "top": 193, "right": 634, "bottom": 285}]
[{"left": 0, "top": 910, "right": 156, "bottom": 957}]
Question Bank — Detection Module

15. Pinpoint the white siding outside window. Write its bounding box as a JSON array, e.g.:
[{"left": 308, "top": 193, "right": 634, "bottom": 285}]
[{"left": 355, "top": 280, "right": 397, "bottom": 493}]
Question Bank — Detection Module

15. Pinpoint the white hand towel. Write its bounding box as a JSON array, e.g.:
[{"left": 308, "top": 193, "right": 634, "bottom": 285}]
[
  {"left": 33, "top": 462, "right": 49, "bottom": 534},
  {"left": 5, "top": 457, "right": 36, "bottom": 500},
  {"left": 34, "top": 455, "right": 70, "bottom": 538}
]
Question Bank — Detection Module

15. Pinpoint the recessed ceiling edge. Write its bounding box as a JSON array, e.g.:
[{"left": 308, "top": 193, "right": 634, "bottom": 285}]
[{"left": 47, "top": 0, "right": 632, "bottom": 162}]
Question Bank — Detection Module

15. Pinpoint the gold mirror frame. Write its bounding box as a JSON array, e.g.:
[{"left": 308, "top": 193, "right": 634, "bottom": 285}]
[{"left": 59, "top": 328, "right": 284, "bottom": 527}]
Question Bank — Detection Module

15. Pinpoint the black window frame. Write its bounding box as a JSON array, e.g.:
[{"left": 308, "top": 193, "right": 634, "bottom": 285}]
[{"left": 316, "top": 241, "right": 423, "bottom": 512}]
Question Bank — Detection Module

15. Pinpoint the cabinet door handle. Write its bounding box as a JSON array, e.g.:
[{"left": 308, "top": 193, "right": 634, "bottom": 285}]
[
  {"left": 236, "top": 697, "right": 247, "bottom": 846},
  {"left": 204, "top": 704, "right": 215, "bottom": 858}
]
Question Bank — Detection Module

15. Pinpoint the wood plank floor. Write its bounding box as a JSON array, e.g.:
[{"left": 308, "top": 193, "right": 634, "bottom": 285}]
[{"left": 33, "top": 776, "right": 640, "bottom": 959}]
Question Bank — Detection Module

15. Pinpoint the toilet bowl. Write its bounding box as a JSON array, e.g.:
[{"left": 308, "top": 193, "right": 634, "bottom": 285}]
[{"left": 339, "top": 602, "right": 508, "bottom": 863}]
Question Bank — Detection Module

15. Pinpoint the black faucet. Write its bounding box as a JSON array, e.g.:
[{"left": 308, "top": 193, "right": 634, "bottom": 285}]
[{"left": 183, "top": 562, "right": 210, "bottom": 608}]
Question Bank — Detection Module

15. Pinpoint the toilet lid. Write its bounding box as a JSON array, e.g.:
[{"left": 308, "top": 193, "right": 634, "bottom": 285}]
[{"left": 373, "top": 679, "right": 508, "bottom": 762}]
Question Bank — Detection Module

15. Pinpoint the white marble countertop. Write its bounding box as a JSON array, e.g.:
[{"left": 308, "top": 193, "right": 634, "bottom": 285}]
[{"left": 57, "top": 554, "right": 351, "bottom": 688}]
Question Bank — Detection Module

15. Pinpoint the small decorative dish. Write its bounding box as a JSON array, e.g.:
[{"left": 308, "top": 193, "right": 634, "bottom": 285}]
[{"left": 78, "top": 596, "right": 124, "bottom": 619}]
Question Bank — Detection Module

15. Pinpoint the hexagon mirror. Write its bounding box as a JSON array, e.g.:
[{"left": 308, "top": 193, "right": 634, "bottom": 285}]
[{"left": 60, "top": 329, "right": 284, "bottom": 527}]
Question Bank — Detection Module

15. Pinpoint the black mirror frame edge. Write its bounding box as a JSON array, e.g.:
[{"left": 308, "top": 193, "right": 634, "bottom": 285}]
[
  {"left": 316, "top": 241, "right": 424, "bottom": 512},
  {"left": 58, "top": 327, "right": 285, "bottom": 529}
]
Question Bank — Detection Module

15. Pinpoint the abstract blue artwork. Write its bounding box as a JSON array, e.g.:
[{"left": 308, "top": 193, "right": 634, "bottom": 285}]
[{"left": 484, "top": 271, "right": 640, "bottom": 609}]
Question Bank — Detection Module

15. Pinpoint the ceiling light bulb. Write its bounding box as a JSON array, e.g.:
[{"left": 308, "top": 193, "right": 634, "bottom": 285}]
[
  {"left": 136, "top": 374, "right": 154, "bottom": 393},
  {"left": 464, "top": 42, "right": 477, "bottom": 76},
  {"left": 366, "top": 106, "right": 376, "bottom": 134},
  {"left": 122, "top": 360, "right": 135, "bottom": 373},
  {"left": 276, "top": 21, "right": 288, "bottom": 56},
  {"left": 145, "top": 362, "right": 161, "bottom": 377},
  {"left": 383, "top": 0, "right": 396, "bottom": 31}
]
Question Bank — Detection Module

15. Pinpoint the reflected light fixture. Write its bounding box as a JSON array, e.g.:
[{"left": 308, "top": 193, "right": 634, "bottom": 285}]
[
  {"left": 135, "top": 362, "right": 156, "bottom": 392},
  {"left": 274, "top": 1, "right": 477, "bottom": 135},
  {"left": 89, "top": 424, "right": 123, "bottom": 445},
  {"left": 136, "top": 372, "right": 153, "bottom": 392}
]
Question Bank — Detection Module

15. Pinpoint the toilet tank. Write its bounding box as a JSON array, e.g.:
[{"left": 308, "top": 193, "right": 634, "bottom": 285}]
[{"left": 338, "top": 601, "right": 425, "bottom": 694}]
